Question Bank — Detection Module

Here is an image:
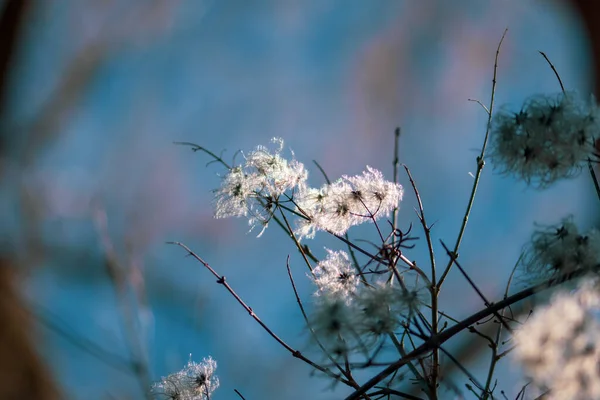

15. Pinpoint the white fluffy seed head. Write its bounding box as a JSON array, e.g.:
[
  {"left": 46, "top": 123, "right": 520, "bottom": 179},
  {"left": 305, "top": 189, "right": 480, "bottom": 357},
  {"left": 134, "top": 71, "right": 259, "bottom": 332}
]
[
  {"left": 152, "top": 356, "right": 219, "bottom": 400},
  {"left": 513, "top": 281, "right": 600, "bottom": 400},
  {"left": 295, "top": 166, "right": 403, "bottom": 239},
  {"left": 311, "top": 249, "right": 359, "bottom": 301},
  {"left": 213, "top": 138, "right": 307, "bottom": 235}
]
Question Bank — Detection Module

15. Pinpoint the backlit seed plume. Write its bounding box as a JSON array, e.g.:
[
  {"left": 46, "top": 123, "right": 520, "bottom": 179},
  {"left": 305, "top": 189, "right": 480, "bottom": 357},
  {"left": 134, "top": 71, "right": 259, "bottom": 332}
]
[
  {"left": 513, "top": 281, "right": 600, "bottom": 400},
  {"left": 295, "top": 166, "right": 403, "bottom": 239},
  {"left": 213, "top": 137, "right": 307, "bottom": 235},
  {"left": 310, "top": 249, "right": 359, "bottom": 301},
  {"left": 490, "top": 92, "right": 599, "bottom": 187},
  {"left": 151, "top": 356, "right": 219, "bottom": 400},
  {"left": 519, "top": 216, "right": 600, "bottom": 285}
]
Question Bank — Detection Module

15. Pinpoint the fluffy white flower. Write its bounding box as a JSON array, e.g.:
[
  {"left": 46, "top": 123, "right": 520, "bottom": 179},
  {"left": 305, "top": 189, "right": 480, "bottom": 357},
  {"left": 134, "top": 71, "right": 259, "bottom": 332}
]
[
  {"left": 213, "top": 138, "right": 307, "bottom": 235},
  {"left": 214, "top": 166, "right": 253, "bottom": 219},
  {"left": 245, "top": 137, "right": 308, "bottom": 197},
  {"left": 311, "top": 249, "right": 359, "bottom": 301},
  {"left": 295, "top": 166, "right": 403, "bottom": 239},
  {"left": 152, "top": 356, "right": 219, "bottom": 400},
  {"left": 490, "top": 92, "right": 599, "bottom": 187},
  {"left": 513, "top": 282, "right": 600, "bottom": 400}
]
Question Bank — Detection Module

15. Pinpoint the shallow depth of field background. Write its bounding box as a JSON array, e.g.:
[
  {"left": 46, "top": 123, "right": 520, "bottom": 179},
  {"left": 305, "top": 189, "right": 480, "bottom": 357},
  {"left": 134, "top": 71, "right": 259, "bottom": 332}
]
[{"left": 4, "top": 1, "right": 598, "bottom": 399}]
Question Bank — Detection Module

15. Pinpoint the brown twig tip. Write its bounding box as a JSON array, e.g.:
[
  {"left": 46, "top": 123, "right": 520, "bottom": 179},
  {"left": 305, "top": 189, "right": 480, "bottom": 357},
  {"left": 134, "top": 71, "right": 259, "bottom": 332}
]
[{"left": 538, "top": 50, "right": 566, "bottom": 93}]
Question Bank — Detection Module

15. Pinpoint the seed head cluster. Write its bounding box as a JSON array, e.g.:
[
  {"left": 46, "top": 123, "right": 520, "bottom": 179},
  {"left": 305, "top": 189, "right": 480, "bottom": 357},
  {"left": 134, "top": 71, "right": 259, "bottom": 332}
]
[
  {"left": 214, "top": 137, "right": 307, "bottom": 234},
  {"left": 490, "top": 92, "right": 599, "bottom": 187},
  {"left": 214, "top": 138, "right": 402, "bottom": 239},
  {"left": 519, "top": 216, "right": 600, "bottom": 285},
  {"left": 295, "top": 166, "right": 403, "bottom": 239},
  {"left": 514, "top": 281, "right": 600, "bottom": 400},
  {"left": 309, "top": 249, "right": 421, "bottom": 358},
  {"left": 151, "top": 356, "right": 219, "bottom": 400}
]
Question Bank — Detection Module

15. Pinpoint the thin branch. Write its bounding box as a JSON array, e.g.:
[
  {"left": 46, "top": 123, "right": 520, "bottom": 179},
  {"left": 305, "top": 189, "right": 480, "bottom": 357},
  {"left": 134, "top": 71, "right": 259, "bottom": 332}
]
[
  {"left": 438, "top": 28, "right": 507, "bottom": 289},
  {"left": 312, "top": 160, "right": 332, "bottom": 185},
  {"left": 93, "top": 207, "right": 152, "bottom": 399},
  {"left": 538, "top": 51, "right": 565, "bottom": 93},
  {"left": 467, "top": 98, "right": 490, "bottom": 115},
  {"left": 286, "top": 257, "right": 347, "bottom": 377},
  {"left": 33, "top": 303, "right": 133, "bottom": 374},
  {"left": 174, "top": 141, "right": 232, "bottom": 169},
  {"left": 588, "top": 158, "right": 600, "bottom": 202},
  {"left": 345, "top": 262, "right": 597, "bottom": 400},
  {"left": 392, "top": 127, "right": 401, "bottom": 241},
  {"left": 168, "top": 241, "right": 353, "bottom": 386},
  {"left": 438, "top": 346, "right": 485, "bottom": 391},
  {"left": 402, "top": 164, "right": 438, "bottom": 396},
  {"left": 440, "top": 240, "right": 512, "bottom": 333},
  {"left": 482, "top": 255, "right": 522, "bottom": 399}
]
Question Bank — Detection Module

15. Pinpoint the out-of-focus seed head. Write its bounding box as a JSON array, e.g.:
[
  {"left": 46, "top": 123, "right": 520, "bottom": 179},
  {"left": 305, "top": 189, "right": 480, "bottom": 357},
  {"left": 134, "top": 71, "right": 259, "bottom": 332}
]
[{"left": 490, "top": 92, "right": 599, "bottom": 187}]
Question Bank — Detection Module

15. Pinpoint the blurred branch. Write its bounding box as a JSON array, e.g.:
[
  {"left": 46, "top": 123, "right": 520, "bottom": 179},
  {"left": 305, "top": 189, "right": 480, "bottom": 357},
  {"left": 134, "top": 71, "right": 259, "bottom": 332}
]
[
  {"left": 0, "top": 260, "right": 61, "bottom": 399},
  {"left": 0, "top": 0, "right": 30, "bottom": 119},
  {"left": 0, "top": 1, "right": 61, "bottom": 398},
  {"left": 32, "top": 302, "right": 134, "bottom": 374},
  {"left": 94, "top": 205, "right": 153, "bottom": 400}
]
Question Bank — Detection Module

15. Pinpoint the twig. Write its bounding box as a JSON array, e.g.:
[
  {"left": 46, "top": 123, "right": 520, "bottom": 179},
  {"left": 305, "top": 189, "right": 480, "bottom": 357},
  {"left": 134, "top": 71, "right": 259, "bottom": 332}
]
[
  {"left": 402, "top": 164, "right": 438, "bottom": 396},
  {"left": 174, "top": 141, "right": 231, "bottom": 169},
  {"left": 440, "top": 240, "right": 512, "bottom": 333},
  {"left": 538, "top": 51, "right": 565, "bottom": 93},
  {"left": 168, "top": 241, "right": 352, "bottom": 386},
  {"left": 481, "top": 255, "right": 522, "bottom": 399},
  {"left": 286, "top": 257, "right": 347, "bottom": 377},
  {"left": 392, "top": 127, "right": 401, "bottom": 241},
  {"left": 438, "top": 346, "right": 484, "bottom": 391},
  {"left": 93, "top": 207, "right": 152, "bottom": 399},
  {"left": 32, "top": 303, "right": 133, "bottom": 374},
  {"left": 438, "top": 28, "right": 507, "bottom": 289},
  {"left": 588, "top": 158, "right": 600, "bottom": 202},
  {"left": 345, "top": 262, "right": 597, "bottom": 400}
]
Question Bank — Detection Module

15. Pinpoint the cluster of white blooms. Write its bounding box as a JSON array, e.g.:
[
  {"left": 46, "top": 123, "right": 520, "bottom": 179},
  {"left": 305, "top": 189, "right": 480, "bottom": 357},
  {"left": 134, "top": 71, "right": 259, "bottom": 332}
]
[
  {"left": 213, "top": 138, "right": 402, "bottom": 239},
  {"left": 295, "top": 166, "right": 403, "bottom": 239},
  {"left": 490, "top": 92, "right": 599, "bottom": 187},
  {"left": 514, "top": 281, "right": 600, "bottom": 400},
  {"left": 309, "top": 250, "right": 420, "bottom": 358},
  {"left": 520, "top": 216, "right": 600, "bottom": 284},
  {"left": 152, "top": 356, "right": 219, "bottom": 400},
  {"left": 214, "top": 137, "right": 308, "bottom": 233},
  {"left": 311, "top": 249, "right": 360, "bottom": 301}
]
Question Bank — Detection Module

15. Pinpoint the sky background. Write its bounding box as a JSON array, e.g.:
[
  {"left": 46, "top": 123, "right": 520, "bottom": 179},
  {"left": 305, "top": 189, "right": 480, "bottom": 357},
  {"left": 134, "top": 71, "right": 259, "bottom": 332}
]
[{"left": 3, "top": 1, "right": 598, "bottom": 399}]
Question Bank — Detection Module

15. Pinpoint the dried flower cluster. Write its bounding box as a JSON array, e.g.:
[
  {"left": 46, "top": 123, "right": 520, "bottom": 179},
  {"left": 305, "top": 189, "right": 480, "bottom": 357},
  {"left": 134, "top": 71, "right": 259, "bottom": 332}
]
[
  {"left": 214, "top": 138, "right": 403, "bottom": 239},
  {"left": 519, "top": 216, "right": 600, "bottom": 284},
  {"left": 151, "top": 356, "right": 219, "bottom": 400},
  {"left": 490, "top": 92, "right": 599, "bottom": 187},
  {"left": 514, "top": 281, "right": 600, "bottom": 400},
  {"left": 295, "top": 166, "right": 403, "bottom": 239},
  {"left": 214, "top": 137, "right": 307, "bottom": 234},
  {"left": 309, "top": 249, "right": 421, "bottom": 358}
]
